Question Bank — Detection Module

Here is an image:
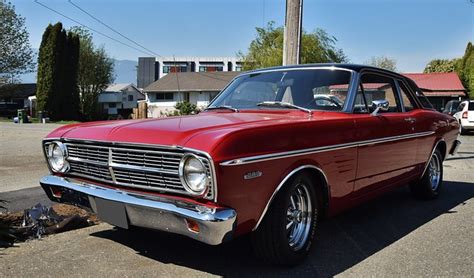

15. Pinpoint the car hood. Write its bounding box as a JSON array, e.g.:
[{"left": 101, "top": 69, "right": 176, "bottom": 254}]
[{"left": 46, "top": 111, "right": 310, "bottom": 149}]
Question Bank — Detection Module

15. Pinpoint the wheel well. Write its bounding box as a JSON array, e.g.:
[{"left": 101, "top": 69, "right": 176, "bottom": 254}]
[
  {"left": 436, "top": 140, "right": 447, "bottom": 161},
  {"left": 300, "top": 168, "right": 330, "bottom": 217}
]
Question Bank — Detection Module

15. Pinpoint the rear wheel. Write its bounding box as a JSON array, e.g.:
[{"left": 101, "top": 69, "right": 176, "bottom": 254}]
[
  {"left": 410, "top": 149, "right": 443, "bottom": 200},
  {"left": 251, "top": 172, "right": 318, "bottom": 266}
]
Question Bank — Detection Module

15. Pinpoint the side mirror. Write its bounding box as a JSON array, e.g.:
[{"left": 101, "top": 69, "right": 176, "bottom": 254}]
[{"left": 371, "top": 100, "right": 389, "bottom": 116}]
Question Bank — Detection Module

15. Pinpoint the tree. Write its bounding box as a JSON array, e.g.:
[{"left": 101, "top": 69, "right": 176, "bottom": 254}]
[
  {"left": 0, "top": 0, "right": 35, "bottom": 83},
  {"left": 69, "top": 27, "right": 114, "bottom": 121},
  {"left": 423, "top": 59, "right": 461, "bottom": 73},
  {"left": 459, "top": 42, "right": 473, "bottom": 98},
  {"left": 239, "top": 22, "right": 348, "bottom": 70},
  {"left": 365, "top": 56, "right": 397, "bottom": 71},
  {"left": 36, "top": 23, "right": 80, "bottom": 120}
]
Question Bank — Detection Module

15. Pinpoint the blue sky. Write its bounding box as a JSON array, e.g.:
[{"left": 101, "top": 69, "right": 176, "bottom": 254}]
[{"left": 11, "top": 0, "right": 474, "bottom": 73}]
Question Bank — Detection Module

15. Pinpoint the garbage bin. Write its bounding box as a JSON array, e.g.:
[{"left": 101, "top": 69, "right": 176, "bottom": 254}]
[
  {"left": 17, "top": 109, "right": 27, "bottom": 124},
  {"left": 38, "top": 111, "right": 44, "bottom": 123}
]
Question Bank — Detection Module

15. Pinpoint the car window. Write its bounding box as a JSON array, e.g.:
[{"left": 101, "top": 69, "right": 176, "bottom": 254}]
[
  {"left": 210, "top": 69, "right": 352, "bottom": 111},
  {"left": 469, "top": 102, "right": 474, "bottom": 111},
  {"left": 353, "top": 85, "right": 369, "bottom": 113},
  {"left": 359, "top": 73, "right": 401, "bottom": 113},
  {"left": 458, "top": 102, "right": 466, "bottom": 112},
  {"left": 397, "top": 81, "right": 417, "bottom": 112}
]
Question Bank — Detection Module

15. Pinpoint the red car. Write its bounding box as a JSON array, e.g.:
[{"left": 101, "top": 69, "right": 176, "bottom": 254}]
[{"left": 40, "top": 64, "right": 461, "bottom": 266}]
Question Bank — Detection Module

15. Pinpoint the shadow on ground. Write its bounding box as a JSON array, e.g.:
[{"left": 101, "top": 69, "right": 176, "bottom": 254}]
[{"left": 91, "top": 181, "right": 474, "bottom": 277}]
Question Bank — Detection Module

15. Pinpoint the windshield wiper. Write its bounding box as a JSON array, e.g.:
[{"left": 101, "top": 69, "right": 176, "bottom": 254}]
[
  {"left": 204, "top": 105, "right": 239, "bottom": 112},
  {"left": 256, "top": 101, "right": 312, "bottom": 115}
]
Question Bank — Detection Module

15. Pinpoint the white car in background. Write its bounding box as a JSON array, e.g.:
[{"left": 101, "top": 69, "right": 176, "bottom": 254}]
[{"left": 454, "top": 100, "right": 474, "bottom": 135}]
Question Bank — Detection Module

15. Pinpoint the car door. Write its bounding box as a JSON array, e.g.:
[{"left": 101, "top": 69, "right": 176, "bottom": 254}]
[{"left": 352, "top": 72, "right": 417, "bottom": 195}]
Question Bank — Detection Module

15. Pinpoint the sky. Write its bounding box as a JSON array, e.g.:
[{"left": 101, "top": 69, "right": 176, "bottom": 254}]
[{"left": 10, "top": 0, "right": 474, "bottom": 73}]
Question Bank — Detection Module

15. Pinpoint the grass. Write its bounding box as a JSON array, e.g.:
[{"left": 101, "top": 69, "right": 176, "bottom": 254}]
[{"left": 0, "top": 117, "right": 80, "bottom": 125}]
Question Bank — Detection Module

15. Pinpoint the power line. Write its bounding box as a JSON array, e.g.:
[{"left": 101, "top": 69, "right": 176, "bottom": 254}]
[
  {"left": 34, "top": 0, "right": 156, "bottom": 56},
  {"left": 68, "top": 0, "right": 162, "bottom": 57}
]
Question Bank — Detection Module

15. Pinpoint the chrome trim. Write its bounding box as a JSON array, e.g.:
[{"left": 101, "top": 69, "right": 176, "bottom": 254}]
[
  {"left": 43, "top": 138, "right": 218, "bottom": 202},
  {"left": 421, "top": 139, "right": 445, "bottom": 179},
  {"left": 221, "top": 131, "right": 435, "bottom": 166},
  {"left": 253, "top": 165, "right": 329, "bottom": 231},
  {"left": 109, "top": 162, "right": 179, "bottom": 175},
  {"left": 40, "top": 175, "right": 236, "bottom": 245}
]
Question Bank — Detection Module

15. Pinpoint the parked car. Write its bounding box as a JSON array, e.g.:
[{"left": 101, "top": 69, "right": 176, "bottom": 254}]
[
  {"left": 454, "top": 100, "right": 474, "bottom": 134},
  {"left": 40, "top": 64, "right": 461, "bottom": 266},
  {"left": 443, "top": 100, "right": 461, "bottom": 116}
]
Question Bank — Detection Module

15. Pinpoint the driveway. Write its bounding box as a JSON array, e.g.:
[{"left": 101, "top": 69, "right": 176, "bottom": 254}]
[{"left": 0, "top": 133, "right": 473, "bottom": 277}]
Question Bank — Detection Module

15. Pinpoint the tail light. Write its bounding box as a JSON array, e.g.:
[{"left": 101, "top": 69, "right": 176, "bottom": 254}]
[{"left": 462, "top": 111, "right": 468, "bottom": 119}]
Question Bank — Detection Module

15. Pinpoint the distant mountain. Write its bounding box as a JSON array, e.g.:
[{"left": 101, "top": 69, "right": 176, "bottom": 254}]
[{"left": 19, "top": 59, "right": 138, "bottom": 85}]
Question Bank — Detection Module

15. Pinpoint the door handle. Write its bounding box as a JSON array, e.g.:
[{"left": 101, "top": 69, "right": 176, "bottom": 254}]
[{"left": 404, "top": 117, "right": 416, "bottom": 123}]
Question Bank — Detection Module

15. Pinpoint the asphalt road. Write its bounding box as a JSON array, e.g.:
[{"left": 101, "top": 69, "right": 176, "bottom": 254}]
[
  {"left": 0, "top": 123, "right": 473, "bottom": 277},
  {"left": 0, "top": 122, "right": 63, "bottom": 193}
]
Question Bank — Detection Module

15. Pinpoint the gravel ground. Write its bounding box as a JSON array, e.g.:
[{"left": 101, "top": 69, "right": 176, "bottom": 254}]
[
  {"left": 0, "top": 123, "right": 473, "bottom": 277},
  {"left": 0, "top": 122, "right": 63, "bottom": 193}
]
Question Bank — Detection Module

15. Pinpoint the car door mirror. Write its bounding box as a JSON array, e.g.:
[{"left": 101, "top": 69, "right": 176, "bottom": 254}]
[{"left": 371, "top": 100, "right": 389, "bottom": 116}]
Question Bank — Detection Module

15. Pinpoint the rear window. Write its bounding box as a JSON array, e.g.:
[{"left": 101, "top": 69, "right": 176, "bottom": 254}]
[{"left": 469, "top": 102, "right": 474, "bottom": 110}]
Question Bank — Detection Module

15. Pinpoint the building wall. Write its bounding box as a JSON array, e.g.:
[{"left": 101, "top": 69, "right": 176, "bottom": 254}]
[
  {"left": 99, "top": 85, "right": 145, "bottom": 115},
  {"left": 146, "top": 90, "right": 219, "bottom": 118},
  {"left": 137, "top": 56, "right": 242, "bottom": 89}
]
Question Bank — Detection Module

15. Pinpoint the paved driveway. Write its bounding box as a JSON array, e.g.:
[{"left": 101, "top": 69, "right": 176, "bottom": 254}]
[{"left": 0, "top": 131, "right": 473, "bottom": 277}]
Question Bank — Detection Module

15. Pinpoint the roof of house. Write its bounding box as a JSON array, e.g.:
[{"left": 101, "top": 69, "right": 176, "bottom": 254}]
[
  {"left": 402, "top": 72, "right": 466, "bottom": 97},
  {"left": 144, "top": 72, "right": 241, "bottom": 92},
  {"left": 0, "top": 83, "right": 36, "bottom": 99},
  {"left": 103, "top": 83, "right": 143, "bottom": 93}
]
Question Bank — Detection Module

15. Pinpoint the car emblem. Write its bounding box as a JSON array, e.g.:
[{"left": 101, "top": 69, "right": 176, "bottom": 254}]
[{"left": 244, "top": 171, "right": 263, "bottom": 180}]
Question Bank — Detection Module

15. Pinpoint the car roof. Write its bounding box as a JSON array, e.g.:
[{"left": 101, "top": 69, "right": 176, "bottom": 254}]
[{"left": 246, "top": 63, "right": 398, "bottom": 74}]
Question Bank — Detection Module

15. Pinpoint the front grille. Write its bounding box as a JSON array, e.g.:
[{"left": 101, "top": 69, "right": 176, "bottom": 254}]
[{"left": 62, "top": 142, "right": 215, "bottom": 200}]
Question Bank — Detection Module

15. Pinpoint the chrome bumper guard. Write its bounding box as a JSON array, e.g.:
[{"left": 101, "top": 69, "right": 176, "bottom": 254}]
[
  {"left": 40, "top": 175, "right": 236, "bottom": 245},
  {"left": 449, "top": 139, "right": 461, "bottom": 155}
]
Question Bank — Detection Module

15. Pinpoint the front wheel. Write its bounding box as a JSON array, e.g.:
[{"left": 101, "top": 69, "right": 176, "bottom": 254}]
[
  {"left": 251, "top": 173, "right": 318, "bottom": 266},
  {"left": 410, "top": 149, "right": 443, "bottom": 200}
]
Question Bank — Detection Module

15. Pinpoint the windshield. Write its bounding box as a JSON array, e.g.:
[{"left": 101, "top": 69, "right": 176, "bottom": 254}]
[{"left": 209, "top": 69, "right": 352, "bottom": 112}]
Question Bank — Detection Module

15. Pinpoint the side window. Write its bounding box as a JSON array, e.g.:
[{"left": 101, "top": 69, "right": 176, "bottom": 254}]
[
  {"left": 359, "top": 73, "right": 401, "bottom": 113},
  {"left": 398, "top": 81, "right": 417, "bottom": 112},
  {"left": 354, "top": 84, "right": 369, "bottom": 113},
  {"left": 458, "top": 103, "right": 465, "bottom": 112}
]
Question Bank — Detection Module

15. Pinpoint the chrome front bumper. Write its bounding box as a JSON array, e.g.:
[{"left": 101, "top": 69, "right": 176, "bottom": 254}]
[{"left": 40, "top": 175, "right": 236, "bottom": 245}]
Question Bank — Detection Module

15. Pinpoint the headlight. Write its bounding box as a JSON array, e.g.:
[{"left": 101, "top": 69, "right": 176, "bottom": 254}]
[
  {"left": 179, "top": 154, "right": 209, "bottom": 195},
  {"left": 46, "top": 141, "right": 69, "bottom": 173}
]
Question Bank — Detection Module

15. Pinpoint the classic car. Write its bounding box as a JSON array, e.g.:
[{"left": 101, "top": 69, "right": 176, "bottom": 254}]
[{"left": 40, "top": 64, "right": 461, "bottom": 266}]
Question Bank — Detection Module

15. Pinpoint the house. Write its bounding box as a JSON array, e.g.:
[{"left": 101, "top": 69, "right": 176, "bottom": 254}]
[
  {"left": 403, "top": 72, "right": 467, "bottom": 111},
  {"left": 144, "top": 71, "right": 240, "bottom": 118},
  {"left": 98, "top": 83, "right": 145, "bottom": 119},
  {"left": 137, "top": 56, "right": 242, "bottom": 89},
  {"left": 0, "top": 83, "right": 36, "bottom": 117}
]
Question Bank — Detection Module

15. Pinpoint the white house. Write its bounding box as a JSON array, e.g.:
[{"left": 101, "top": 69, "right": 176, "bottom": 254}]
[
  {"left": 98, "top": 83, "right": 145, "bottom": 119},
  {"left": 144, "top": 71, "right": 240, "bottom": 118}
]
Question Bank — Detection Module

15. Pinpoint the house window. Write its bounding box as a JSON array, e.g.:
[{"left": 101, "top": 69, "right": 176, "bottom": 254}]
[
  {"left": 235, "top": 65, "right": 243, "bottom": 71},
  {"left": 199, "top": 66, "right": 224, "bottom": 72},
  {"left": 163, "top": 65, "right": 187, "bottom": 73},
  {"left": 109, "top": 103, "right": 117, "bottom": 108},
  {"left": 128, "top": 95, "right": 133, "bottom": 101},
  {"left": 156, "top": 93, "right": 174, "bottom": 100}
]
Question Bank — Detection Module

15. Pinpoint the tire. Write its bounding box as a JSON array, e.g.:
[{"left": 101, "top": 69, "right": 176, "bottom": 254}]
[
  {"left": 251, "top": 172, "right": 318, "bottom": 266},
  {"left": 410, "top": 149, "right": 443, "bottom": 200}
]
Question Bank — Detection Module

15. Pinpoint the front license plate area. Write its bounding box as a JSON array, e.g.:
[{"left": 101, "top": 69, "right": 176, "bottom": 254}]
[{"left": 95, "top": 198, "right": 128, "bottom": 229}]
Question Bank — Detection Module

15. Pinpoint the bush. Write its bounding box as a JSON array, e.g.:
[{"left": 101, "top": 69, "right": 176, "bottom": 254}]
[{"left": 174, "top": 102, "right": 200, "bottom": 115}]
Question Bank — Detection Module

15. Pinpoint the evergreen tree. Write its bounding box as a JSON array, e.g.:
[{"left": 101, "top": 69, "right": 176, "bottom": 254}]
[{"left": 36, "top": 22, "right": 80, "bottom": 120}]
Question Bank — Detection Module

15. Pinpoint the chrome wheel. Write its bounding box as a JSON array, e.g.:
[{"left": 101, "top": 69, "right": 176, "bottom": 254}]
[
  {"left": 428, "top": 153, "right": 441, "bottom": 190},
  {"left": 286, "top": 182, "right": 313, "bottom": 251}
]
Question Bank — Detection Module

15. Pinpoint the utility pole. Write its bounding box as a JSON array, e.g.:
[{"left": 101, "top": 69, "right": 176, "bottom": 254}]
[{"left": 282, "top": 0, "right": 303, "bottom": 66}]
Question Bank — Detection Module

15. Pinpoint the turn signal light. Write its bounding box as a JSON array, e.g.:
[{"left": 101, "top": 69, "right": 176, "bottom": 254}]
[
  {"left": 185, "top": 219, "right": 200, "bottom": 233},
  {"left": 462, "top": 111, "right": 468, "bottom": 119},
  {"left": 51, "top": 187, "right": 62, "bottom": 198}
]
